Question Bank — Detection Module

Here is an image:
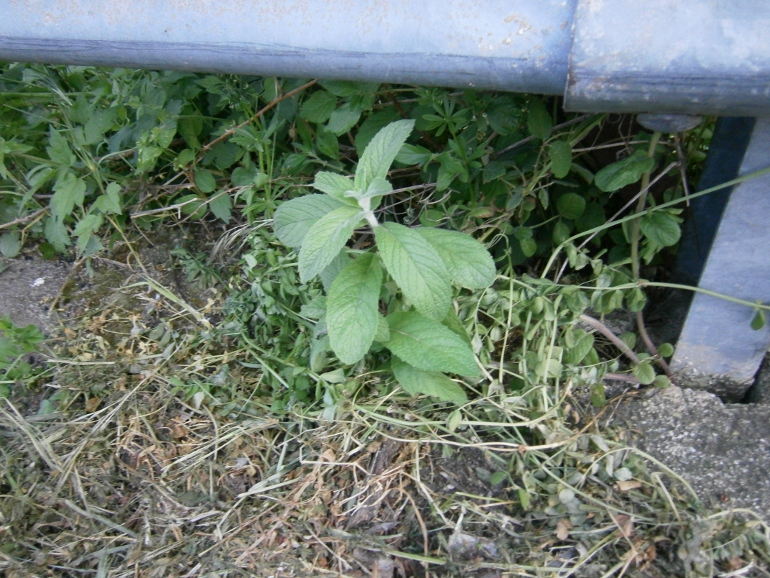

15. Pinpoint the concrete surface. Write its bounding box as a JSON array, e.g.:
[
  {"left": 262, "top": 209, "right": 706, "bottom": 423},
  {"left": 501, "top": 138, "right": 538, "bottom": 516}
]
[
  {"left": 613, "top": 385, "right": 770, "bottom": 521},
  {"left": 671, "top": 116, "right": 770, "bottom": 401},
  {"left": 0, "top": 255, "right": 69, "bottom": 334}
]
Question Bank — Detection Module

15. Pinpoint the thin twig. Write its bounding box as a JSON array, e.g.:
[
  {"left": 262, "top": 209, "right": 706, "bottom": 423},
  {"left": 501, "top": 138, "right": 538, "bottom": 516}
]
[
  {"left": 674, "top": 135, "right": 692, "bottom": 207},
  {"left": 603, "top": 373, "right": 641, "bottom": 384},
  {"left": 0, "top": 207, "right": 47, "bottom": 230},
  {"left": 195, "top": 79, "right": 317, "bottom": 163},
  {"left": 491, "top": 114, "right": 594, "bottom": 159},
  {"left": 636, "top": 311, "right": 673, "bottom": 377},
  {"left": 579, "top": 314, "right": 641, "bottom": 365}
]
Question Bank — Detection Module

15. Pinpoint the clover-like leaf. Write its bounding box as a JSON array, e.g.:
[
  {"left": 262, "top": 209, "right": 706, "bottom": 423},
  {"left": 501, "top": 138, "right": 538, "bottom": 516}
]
[
  {"left": 595, "top": 150, "right": 655, "bottom": 192},
  {"left": 640, "top": 211, "right": 681, "bottom": 247}
]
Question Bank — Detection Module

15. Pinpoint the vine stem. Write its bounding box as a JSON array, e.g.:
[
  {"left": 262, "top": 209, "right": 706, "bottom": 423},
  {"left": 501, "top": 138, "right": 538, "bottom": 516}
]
[
  {"left": 637, "top": 281, "right": 770, "bottom": 311},
  {"left": 627, "top": 132, "right": 673, "bottom": 376},
  {"left": 630, "top": 131, "right": 661, "bottom": 279},
  {"left": 579, "top": 314, "right": 641, "bottom": 365},
  {"left": 540, "top": 164, "right": 770, "bottom": 279}
]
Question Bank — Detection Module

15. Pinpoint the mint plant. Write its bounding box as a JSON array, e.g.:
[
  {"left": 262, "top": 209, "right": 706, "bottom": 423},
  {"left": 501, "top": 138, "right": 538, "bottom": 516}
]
[{"left": 273, "top": 120, "right": 496, "bottom": 402}]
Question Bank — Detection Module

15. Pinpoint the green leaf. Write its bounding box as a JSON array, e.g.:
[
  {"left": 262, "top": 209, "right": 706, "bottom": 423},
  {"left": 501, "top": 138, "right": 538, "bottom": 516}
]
[
  {"left": 416, "top": 227, "right": 496, "bottom": 289},
  {"left": 327, "top": 103, "right": 363, "bottom": 136},
  {"left": 595, "top": 151, "right": 655, "bottom": 192},
  {"left": 299, "top": 90, "right": 337, "bottom": 123},
  {"left": 549, "top": 140, "right": 572, "bottom": 178},
  {"left": 93, "top": 182, "right": 122, "bottom": 214},
  {"left": 658, "top": 342, "right": 675, "bottom": 358},
  {"left": 354, "top": 109, "right": 402, "bottom": 156},
  {"left": 482, "top": 161, "right": 507, "bottom": 183},
  {"left": 231, "top": 166, "right": 258, "bottom": 186},
  {"left": 640, "top": 211, "right": 681, "bottom": 247},
  {"left": 327, "top": 254, "right": 382, "bottom": 364},
  {"left": 177, "top": 194, "right": 207, "bottom": 219},
  {"left": 552, "top": 219, "right": 571, "bottom": 245},
  {"left": 72, "top": 213, "right": 103, "bottom": 253},
  {"left": 209, "top": 192, "right": 232, "bottom": 224},
  {"left": 395, "top": 144, "right": 432, "bottom": 166},
  {"left": 392, "top": 358, "right": 467, "bottom": 403},
  {"left": 590, "top": 383, "right": 607, "bottom": 408},
  {"left": 354, "top": 119, "right": 415, "bottom": 192},
  {"left": 566, "top": 330, "right": 594, "bottom": 364},
  {"left": 0, "top": 232, "right": 21, "bottom": 258},
  {"left": 83, "top": 107, "right": 117, "bottom": 144},
  {"left": 374, "top": 314, "right": 390, "bottom": 343},
  {"left": 194, "top": 168, "right": 217, "bottom": 193},
  {"left": 358, "top": 177, "right": 392, "bottom": 201},
  {"left": 441, "top": 309, "right": 472, "bottom": 345},
  {"left": 51, "top": 172, "right": 86, "bottom": 221},
  {"left": 751, "top": 309, "right": 766, "bottom": 331},
  {"left": 298, "top": 206, "right": 364, "bottom": 283},
  {"left": 527, "top": 98, "right": 552, "bottom": 141},
  {"left": 313, "top": 172, "right": 355, "bottom": 200},
  {"left": 633, "top": 361, "right": 656, "bottom": 385},
  {"left": 487, "top": 97, "right": 522, "bottom": 135},
  {"left": 320, "top": 250, "right": 351, "bottom": 292},
  {"left": 300, "top": 295, "right": 327, "bottom": 319},
  {"left": 653, "top": 375, "right": 671, "bottom": 388},
  {"left": 211, "top": 141, "right": 241, "bottom": 170},
  {"left": 556, "top": 193, "right": 586, "bottom": 220},
  {"left": 519, "top": 237, "right": 537, "bottom": 258},
  {"left": 44, "top": 217, "right": 70, "bottom": 252},
  {"left": 374, "top": 222, "right": 451, "bottom": 321},
  {"left": 46, "top": 129, "right": 74, "bottom": 165},
  {"left": 316, "top": 127, "right": 339, "bottom": 158},
  {"left": 273, "top": 194, "right": 345, "bottom": 248},
  {"left": 384, "top": 311, "right": 478, "bottom": 376}
]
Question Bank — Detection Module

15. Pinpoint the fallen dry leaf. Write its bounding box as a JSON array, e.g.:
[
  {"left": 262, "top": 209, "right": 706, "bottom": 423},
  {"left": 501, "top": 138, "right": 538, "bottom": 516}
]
[
  {"left": 556, "top": 518, "right": 572, "bottom": 541},
  {"left": 617, "top": 480, "right": 643, "bottom": 492}
]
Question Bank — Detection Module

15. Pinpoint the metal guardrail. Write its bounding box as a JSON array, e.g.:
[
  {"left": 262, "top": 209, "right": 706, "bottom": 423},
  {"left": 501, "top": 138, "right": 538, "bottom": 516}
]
[{"left": 1, "top": 0, "right": 769, "bottom": 115}]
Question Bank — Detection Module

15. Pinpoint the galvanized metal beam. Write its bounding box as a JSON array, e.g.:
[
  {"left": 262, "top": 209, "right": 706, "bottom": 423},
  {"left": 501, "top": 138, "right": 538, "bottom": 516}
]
[
  {"left": 0, "top": 0, "right": 576, "bottom": 95},
  {"left": 2, "top": 1, "right": 770, "bottom": 115},
  {"left": 565, "top": 0, "right": 770, "bottom": 116}
]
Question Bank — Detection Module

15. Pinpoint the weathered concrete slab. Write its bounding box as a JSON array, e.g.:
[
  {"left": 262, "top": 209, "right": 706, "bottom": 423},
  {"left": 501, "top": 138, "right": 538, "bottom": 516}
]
[
  {"left": 746, "top": 353, "right": 770, "bottom": 405},
  {"left": 0, "top": 256, "right": 69, "bottom": 334},
  {"left": 671, "top": 116, "right": 770, "bottom": 401},
  {"left": 613, "top": 386, "right": 770, "bottom": 521}
]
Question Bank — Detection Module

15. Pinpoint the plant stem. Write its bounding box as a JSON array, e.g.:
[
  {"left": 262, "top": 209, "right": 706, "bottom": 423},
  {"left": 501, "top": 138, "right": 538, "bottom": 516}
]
[
  {"left": 631, "top": 131, "right": 661, "bottom": 279},
  {"left": 579, "top": 314, "right": 641, "bottom": 365},
  {"left": 636, "top": 310, "right": 672, "bottom": 377},
  {"left": 626, "top": 132, "right": 674, "bottom": 375},
  {"left": 195, "top": 79, "right": 317, "bottom": 163}
]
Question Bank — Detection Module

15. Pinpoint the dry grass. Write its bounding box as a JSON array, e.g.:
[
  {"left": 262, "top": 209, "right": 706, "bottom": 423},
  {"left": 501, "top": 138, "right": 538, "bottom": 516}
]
[{"left": 2, "top": 250, "right": 770, "bottom": 578}]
